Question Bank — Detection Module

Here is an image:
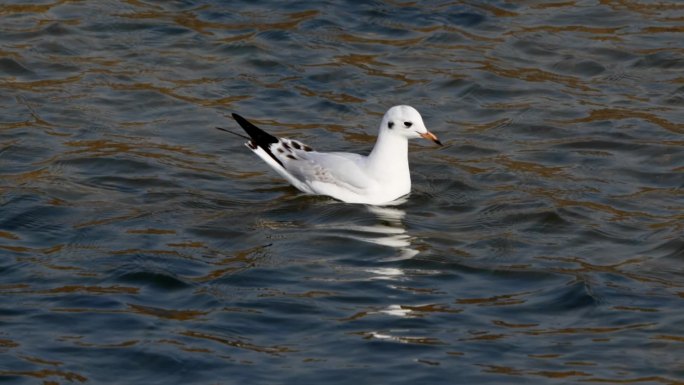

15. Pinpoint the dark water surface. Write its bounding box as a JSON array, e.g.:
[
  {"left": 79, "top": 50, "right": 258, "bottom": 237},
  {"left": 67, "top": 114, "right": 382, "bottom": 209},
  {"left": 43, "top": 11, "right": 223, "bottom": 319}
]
[{"left": 1, "top": 1, "right": 684, "bottom": 384}]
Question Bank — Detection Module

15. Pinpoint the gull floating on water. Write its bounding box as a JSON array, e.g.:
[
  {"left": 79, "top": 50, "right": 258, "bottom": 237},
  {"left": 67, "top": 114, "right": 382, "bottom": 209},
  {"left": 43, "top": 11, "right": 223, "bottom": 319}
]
[{"left": 220, "top": 105, "right": 441, "bottom": 205}]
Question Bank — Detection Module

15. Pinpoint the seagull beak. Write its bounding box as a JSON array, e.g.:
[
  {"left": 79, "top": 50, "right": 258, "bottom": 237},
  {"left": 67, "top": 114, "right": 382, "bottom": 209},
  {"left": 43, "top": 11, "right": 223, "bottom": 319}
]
[{"left": 421, "top": 131, "right": 442, "bottom": 146}]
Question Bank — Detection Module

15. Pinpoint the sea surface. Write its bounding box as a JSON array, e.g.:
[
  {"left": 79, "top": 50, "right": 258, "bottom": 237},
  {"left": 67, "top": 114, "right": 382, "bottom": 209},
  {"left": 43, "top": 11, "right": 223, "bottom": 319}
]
[{"left": 1, "top": 1, "right": 683, "bottom": 384}]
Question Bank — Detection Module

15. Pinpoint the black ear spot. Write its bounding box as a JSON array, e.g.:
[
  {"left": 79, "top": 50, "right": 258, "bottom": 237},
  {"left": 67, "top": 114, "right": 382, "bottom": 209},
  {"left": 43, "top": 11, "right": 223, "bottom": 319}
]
[
  {"left": 404, "top": 121, "right": 413, "bottom": 128},
  {"left": 388, "top": 121, "right": 394, "bottom": 129}
]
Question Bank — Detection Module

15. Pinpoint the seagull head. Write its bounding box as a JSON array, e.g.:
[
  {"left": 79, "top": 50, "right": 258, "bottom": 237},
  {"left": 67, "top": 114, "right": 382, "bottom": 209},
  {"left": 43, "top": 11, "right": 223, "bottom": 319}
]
[{"left": 381, "top": 105, "right": 442, "bottom": 146}]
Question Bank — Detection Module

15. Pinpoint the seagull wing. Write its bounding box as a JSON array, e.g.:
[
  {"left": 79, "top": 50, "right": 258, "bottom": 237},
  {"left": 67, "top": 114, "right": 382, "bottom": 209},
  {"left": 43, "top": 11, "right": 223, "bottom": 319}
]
[
  {"left": 284, "top": 150, "right": 375, "bottom": 197},
  {"left": 232, "top": 113, "right": 376, "bottom": 198}
]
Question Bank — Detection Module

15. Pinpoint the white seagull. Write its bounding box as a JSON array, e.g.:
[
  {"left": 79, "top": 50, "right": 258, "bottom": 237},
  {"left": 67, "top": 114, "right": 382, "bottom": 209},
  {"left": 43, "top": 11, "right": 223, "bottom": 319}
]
[{"left": 221, "top": 105, "right": 441, "bottom": 205}]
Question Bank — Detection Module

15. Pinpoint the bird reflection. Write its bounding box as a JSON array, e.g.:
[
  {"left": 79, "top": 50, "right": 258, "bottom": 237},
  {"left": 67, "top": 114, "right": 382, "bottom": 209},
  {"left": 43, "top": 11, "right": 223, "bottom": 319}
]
[
  {"left": 312, "top": 202, "right": 425, "bottom": 321},
  {"left": 361, "top": 204, "right": 419, "bottom": 262},
  {"left": 312, "top": 201, "right": 419, "bottom": 283},
  {"left": 360, "top": 204, "right": 422, "bottom": 319}
]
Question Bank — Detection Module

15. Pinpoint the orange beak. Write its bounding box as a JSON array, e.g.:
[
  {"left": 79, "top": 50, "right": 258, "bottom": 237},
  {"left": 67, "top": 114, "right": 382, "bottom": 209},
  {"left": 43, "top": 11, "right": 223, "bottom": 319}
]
[{"left": 421, "top": 131, "right": 442, "bottom": 146}]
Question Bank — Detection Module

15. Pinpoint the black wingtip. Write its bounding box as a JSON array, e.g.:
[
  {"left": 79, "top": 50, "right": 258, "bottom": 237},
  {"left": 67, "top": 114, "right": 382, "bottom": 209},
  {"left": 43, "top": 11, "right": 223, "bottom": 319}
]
[
  {"left": 232, "top": 113, "right": 279, "bottom": 147},
  {"left": 232, "top": 112, "right": 284, "bottom": 167},
  {"left": 231, "top": 113, "right": 245, "bottom": 124},
  {"left": 215, "top": 126, "right": 251, "bottom": 140}
]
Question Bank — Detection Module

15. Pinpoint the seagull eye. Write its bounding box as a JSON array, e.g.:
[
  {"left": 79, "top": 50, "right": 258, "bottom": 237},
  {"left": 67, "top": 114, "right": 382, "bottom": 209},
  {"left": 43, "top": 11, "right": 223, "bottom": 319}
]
[
  {"left": 388, "top": 121, "right": 394, "bottom": 129},
  {"left": 404, "top": 121, "right": 413, "bottom": 128}
]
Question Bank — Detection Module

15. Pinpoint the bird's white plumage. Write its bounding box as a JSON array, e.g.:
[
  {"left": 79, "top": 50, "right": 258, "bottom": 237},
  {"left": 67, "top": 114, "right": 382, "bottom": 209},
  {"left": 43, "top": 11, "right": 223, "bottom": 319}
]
[{"left": 237, "top": 105, "right": 440, "bottom": 205}]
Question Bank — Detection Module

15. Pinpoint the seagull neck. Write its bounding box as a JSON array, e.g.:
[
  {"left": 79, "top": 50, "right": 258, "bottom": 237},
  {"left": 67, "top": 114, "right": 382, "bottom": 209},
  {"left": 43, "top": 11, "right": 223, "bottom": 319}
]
[{"left": 367, "top": 130, "right": 409, "bottom": 176}]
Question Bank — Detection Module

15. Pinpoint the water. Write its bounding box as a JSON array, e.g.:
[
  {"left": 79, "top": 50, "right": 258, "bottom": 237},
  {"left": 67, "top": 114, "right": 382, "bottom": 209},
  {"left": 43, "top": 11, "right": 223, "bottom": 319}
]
[{"left": 1, "top": 1, "right": 683, "bottom": 384}]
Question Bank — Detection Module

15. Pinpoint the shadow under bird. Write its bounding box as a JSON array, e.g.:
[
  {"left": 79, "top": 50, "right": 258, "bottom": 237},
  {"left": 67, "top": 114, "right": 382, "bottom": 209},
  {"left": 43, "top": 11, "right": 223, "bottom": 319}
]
[{"left": 217, "top": 105, "right": 441, "bottom": 205}]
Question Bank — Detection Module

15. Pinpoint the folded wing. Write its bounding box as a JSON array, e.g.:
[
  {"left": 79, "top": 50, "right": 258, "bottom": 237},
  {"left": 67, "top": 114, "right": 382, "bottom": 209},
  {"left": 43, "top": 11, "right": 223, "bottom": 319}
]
[{"left": 232, "top": 113, "right": 377, "bottom": 199}]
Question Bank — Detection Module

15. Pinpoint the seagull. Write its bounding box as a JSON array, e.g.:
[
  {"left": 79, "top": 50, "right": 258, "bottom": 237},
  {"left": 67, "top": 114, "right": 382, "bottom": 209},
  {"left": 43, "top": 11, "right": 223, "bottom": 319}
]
[{"left": 220, "top": 105, "right": 441, "bottom": 205}]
